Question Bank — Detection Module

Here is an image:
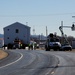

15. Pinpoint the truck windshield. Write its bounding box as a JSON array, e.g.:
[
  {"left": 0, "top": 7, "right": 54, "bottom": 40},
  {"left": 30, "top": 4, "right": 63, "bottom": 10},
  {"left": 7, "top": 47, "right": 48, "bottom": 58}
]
[
  {"left": 50, "top": 38, "right": 59, "bottom": 42},
  {"left": 55, "top": 38, "right": 59, "bottom": 42}
]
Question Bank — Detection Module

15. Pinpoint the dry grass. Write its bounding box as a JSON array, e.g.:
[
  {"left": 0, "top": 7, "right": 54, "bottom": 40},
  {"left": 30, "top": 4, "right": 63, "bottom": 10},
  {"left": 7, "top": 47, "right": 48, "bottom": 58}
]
[
  {"left": 71, "top": 49, "right": 75, "bottom": 52},
  {"left": 0, "top": 50, "right": 8, "bottom": 60}
]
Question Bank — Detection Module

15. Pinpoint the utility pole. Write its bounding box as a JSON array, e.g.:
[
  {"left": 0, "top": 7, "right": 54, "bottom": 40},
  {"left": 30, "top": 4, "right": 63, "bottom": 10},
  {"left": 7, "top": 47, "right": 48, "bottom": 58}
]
[
  {"left": 46, "top": 26, "right": 48, "bottom": 37},
  {"left": 72, "top": 16, "right": 75, "bottom": 25},
  {"left": 61, "top": 21, "right": 63, "bottom": 36},
  {"left": 33, "top": 26, "right": 35, "bottom": 35},
  {"left": 60, "top": 21, "right": 64, "bottom": 45}
]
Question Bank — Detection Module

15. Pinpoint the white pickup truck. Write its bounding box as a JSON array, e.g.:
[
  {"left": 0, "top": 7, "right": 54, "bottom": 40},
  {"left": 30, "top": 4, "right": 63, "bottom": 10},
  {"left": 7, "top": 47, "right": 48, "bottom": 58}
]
[{"left": 45, "top": 38, "right": 61, "bottom": 51}]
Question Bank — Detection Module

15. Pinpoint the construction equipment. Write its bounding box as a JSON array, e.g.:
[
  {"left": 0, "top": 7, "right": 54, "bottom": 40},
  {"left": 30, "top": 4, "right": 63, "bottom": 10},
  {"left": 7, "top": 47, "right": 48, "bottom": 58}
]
[
  {"left": 59, "top": 26, "right": 70, "bottom": 44},
  {"left": 59, "top": 25, "right": 72, "bottom": 51}
]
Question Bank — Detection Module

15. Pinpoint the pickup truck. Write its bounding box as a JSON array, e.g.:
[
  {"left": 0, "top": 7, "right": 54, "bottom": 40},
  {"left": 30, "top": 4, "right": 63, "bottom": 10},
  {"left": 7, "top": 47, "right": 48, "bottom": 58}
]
[{"left": 45, "top": 38, "right": 61, "bottom": 51}]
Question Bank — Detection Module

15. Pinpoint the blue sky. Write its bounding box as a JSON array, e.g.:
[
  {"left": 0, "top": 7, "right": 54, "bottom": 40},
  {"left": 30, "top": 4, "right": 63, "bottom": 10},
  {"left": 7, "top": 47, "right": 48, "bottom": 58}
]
[{"left": 0, "top": 0, "right": 75, "bottom": 37}]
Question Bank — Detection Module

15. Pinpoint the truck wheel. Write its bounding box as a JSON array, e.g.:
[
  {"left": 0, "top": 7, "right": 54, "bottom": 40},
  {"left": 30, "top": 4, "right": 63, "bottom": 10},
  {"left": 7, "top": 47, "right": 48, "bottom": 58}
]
[
  {"left": 54, "top": 49, "right": 57, "bottom": 51},
  {"left": 70, "top": 48, "right": 72, "bottom": 51},
  {"left": 54, "top": 48, "right": 58, "bottom": 51},
  {"left": 46, "top": 48, "right": 50, "bottom": 51}
]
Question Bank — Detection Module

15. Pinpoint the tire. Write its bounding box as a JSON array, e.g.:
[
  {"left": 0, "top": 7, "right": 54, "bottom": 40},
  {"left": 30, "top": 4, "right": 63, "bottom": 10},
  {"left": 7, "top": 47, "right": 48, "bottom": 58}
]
[
  {"left": 46, "top": 48, "right": 50, "bottom": 51},
  {"left": 45, "top": 45, "right": 50, "bottom": 51},
  {"left": 54, "top": 49, "right": 56, "bottom": 51},
  {"left": 54, "top": 47, "right": 58, "bottom": 51}
]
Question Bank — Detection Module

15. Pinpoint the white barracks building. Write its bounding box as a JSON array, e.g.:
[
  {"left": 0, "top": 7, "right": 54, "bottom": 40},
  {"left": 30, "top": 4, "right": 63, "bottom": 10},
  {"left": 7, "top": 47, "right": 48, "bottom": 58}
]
[{"left": 3, "top": 22, "right": 30, "bottom": 46}]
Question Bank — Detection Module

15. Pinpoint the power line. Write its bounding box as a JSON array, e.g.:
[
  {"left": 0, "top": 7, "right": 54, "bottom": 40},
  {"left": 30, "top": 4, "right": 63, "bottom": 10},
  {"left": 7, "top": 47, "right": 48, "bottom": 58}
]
[{"left": 0, "top": 12, "right": 75, "bottom": 17}]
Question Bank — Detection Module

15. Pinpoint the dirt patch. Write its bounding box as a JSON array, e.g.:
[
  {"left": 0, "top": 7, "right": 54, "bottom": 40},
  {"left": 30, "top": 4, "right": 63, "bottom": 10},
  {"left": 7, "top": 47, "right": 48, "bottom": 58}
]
[
  {"left": 69, "top": 49, "right": 75, "bottom": 52},
  {"left": 0, "top": 50, "right": 8, "bottom": 60}
]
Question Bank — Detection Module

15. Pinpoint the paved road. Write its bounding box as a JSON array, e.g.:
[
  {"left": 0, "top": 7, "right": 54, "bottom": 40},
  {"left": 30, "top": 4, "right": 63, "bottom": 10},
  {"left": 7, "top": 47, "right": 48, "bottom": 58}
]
[
  {"left": 0, "top": 50, "right": 75, "bottom": 75},
  {"left": 51, "top": 51, "right": 75, "bottom": 75}
]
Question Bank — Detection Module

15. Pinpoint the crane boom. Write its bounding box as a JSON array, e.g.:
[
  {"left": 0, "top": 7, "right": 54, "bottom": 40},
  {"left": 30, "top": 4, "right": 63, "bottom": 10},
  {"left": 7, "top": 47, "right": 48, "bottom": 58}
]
[
  {"left": 59, "top": 26, "right": 64, "bottom": 36},
  {"left": 59, "top": 26, "right": 71, "bottom": 44}
]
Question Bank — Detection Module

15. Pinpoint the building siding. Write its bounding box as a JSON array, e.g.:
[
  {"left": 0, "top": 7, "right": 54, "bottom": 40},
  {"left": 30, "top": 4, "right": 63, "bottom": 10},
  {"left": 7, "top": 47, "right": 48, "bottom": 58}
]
[
  {"left": 0, "top": 38, "right": 4, "bottom": 47},
  {"left": 4, "top": 22, "right": 30, "bottom": 45}
]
